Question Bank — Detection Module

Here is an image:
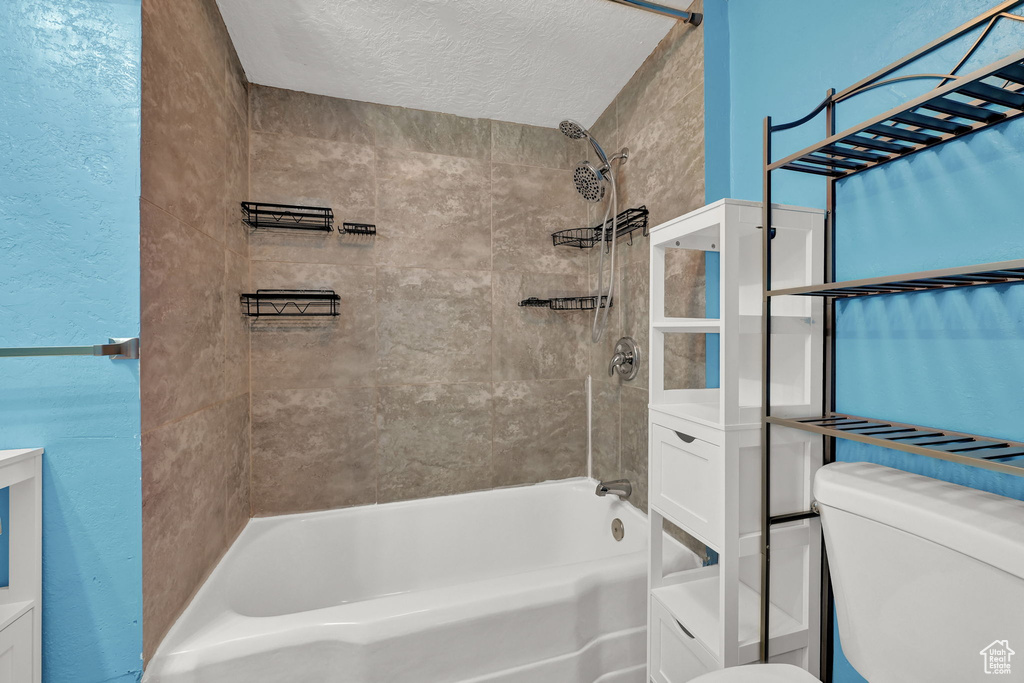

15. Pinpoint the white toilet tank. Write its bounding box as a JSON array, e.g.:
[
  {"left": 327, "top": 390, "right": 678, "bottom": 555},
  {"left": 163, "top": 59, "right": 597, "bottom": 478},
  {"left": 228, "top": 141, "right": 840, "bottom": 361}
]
[{"left": 814, "top": 462, "right": 1024, "bottom": 683}]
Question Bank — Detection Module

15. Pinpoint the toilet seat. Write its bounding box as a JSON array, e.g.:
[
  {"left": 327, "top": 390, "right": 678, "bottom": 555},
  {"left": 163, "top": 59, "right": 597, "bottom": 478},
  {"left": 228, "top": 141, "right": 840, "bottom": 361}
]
[{"left": 690, "top": 663, "right": 820, "bottom": 682}]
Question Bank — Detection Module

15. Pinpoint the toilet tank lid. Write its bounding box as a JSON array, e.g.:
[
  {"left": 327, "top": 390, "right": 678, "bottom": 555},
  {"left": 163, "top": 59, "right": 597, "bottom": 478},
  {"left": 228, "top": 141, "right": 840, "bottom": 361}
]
[{"left": 815, "top": 462, "right": 1024, "bottom": 580}]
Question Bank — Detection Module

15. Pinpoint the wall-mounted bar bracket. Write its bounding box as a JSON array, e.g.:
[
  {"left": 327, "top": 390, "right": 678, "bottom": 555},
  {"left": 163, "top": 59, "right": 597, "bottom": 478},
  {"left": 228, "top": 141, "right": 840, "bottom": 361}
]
[{"left": 0, "top": 337, "right": 140, "bottom": 360}]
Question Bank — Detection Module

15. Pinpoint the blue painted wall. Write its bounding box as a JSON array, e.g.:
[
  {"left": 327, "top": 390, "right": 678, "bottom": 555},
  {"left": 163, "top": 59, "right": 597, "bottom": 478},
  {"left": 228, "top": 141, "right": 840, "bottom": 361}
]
[
  {"left": 706, "top": 1, "right": 1024, "bottom": 680},
  {"left": 0, "top": 1, "right": 144, "bottom": 681}
]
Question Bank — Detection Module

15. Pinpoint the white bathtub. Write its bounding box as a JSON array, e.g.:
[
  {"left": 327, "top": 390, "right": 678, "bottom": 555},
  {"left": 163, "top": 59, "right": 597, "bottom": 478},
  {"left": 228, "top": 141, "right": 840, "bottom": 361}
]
[{"left": 144, "top": 478, "right": 699, "bottom": 683}]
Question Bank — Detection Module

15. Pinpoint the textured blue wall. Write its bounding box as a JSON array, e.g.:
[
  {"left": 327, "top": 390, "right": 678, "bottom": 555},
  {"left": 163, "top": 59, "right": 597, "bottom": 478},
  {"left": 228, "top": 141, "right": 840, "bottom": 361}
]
[
  {"left": 0, "top": 1, "right": 144, "bottom": 681},
  {"left": 710, "top": 1, "right": 1024, "bottom": 680}
]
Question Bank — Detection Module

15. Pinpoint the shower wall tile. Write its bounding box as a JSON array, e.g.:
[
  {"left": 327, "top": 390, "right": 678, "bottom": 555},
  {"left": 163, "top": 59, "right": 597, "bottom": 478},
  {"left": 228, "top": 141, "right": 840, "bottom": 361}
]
[
  {"left": 377, "top": 383, "right": 495, "bottom": 503},
  {"left": 369, "top": 104, "right": 491, "bottom": 160},
  {"left": 249, "top": 131, "right": 377, "bottom": 230},
  {"left": 491, "top": 162, "right": 588, "bottom": 276},
  {"left": 586, "top": 266, "right": 623, "bottom": 383},
  {"left": 491, "top": 271, "right": 589, "bottom": 382},
  {"left": 251, "top": 386, "right": 378, "bottom": 515},
  {"left": 619, "top": 385, "right": 650, "bottom": 513},
  {"left": 224, "top": 395, "right": 252, "bottom": 542},
  {"left": 375, "top": 147, "right": 492, "bottom": 271},
  {"left": 225, "top": 38, "right": 248, "bottom": 122},
  {"left": 376, "top": 266, "right": 492, "bottom": 385},
  {"left": 141, "top": 0, "right": 230, "bottom": 245},
  {"left": 248, "top": 130, "right": 377, "bottom": 267},
  {"left": 619, "top": 92, "right": 706, "bottom": 230},
  {"left": 250, "top": 84, "right": 374, "bottom": 145},
  {"left": 664, "top": 247, "right": 706, "bottom": 318},
  {"left": 222, "top": 248, "right": 250, "bottom": 399},
  {"left": 491, "top": 120, "right": 572, "bottom": 170},
  {"left": 141, "top": 200, "right": 228, "bottom": 432},
  {"left": 249, "top": 261, "right": 377, "bottom": 391},
  {"left": 493, "top": 380, "right": 587, "bottom": 486},
  {"left": 665, "top": 333, "right": 707, "bottom": 390},
  {"left": 591, "top": 380, "right": 621, "bottom": 483},
  {"left": 224, "top": 108, "right": 250, "bottom": 257},
  {"left": 142, "top": 393, "right": 249, "bottom": 659},
  {"left": 141, "top": 0, "right": 250, "bottom": 660},
  {"left": 617, "top": 18, "right": 703, "bottom": 146},
  {"left": 619, "top": 260, "right": 651, "bottom": 389}
]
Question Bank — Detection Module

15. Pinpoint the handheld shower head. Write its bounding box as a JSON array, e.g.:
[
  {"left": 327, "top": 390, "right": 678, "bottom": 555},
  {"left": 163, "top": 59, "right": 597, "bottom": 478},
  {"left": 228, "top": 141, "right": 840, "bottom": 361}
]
[
  {"left": 573, "top": 161, "right": 607, "bottom": 203},
  {"left": 559, "top": 118, "right": 610, "bottom": 166},
  {"left": 559, "top": 119, "right": 589, "bottom": 140}
]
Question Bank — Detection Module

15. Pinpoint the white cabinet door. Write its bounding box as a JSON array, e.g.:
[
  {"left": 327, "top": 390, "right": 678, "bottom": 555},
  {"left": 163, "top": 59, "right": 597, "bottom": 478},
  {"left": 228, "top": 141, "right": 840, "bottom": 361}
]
[{"left": 0, "top": 612, "right": 32, "bottom": 683}]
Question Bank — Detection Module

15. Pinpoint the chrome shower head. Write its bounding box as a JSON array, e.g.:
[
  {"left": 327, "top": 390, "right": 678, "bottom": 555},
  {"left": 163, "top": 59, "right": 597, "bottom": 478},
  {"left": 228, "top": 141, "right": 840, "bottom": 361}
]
[
  {"left": 573, "top": 161, "right": 607, "bottom": 203},
  {"left": 559, "top": 119, "right": 589, "bottom": 140}
]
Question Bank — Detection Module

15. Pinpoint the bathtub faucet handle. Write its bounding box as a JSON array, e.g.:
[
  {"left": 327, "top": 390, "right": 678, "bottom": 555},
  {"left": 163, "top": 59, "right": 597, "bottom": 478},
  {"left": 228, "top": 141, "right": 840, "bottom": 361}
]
[{"left": 595, "top": 479, "right": 632, "bottom": 500}]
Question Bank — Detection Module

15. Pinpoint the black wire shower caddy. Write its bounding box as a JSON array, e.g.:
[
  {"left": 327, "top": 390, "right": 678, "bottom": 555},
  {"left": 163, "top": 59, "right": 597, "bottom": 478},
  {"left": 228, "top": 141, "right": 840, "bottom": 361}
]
[
  {"left": 242, "top": 202, "right": 334, "bottom": 232},
  {"left": 241, "top": 202, "right": 377, "bottom": 235},
  {"left": 518, "top": 295, "right": 612, "bottom": 311},
  {"left": 241, "top": 290, "right": 341, "bottom": 318},
  {"left": 551, "top": 206, "right": 649, "bottom": 249}
]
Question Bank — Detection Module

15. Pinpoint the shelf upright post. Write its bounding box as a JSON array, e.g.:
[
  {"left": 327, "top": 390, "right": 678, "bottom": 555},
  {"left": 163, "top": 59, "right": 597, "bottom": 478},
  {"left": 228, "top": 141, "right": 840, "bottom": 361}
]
[
  {"left": 821, "top": 88, "right": 837, "bottom": 683},
  {"left": 759, "top": 115, "right": 773, "bottom": 664}
]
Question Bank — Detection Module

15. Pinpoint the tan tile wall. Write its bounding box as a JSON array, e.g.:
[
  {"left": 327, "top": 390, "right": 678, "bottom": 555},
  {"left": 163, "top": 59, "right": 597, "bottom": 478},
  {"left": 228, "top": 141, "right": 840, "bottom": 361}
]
[
  {"left": 585, "top": 15, "right": 708, "bottom": 548},
  {"left": 140, "top": 0, "right": 250, "bottom": 661},
  {"left": 247, "top": 85, "right": 593, "bottom": 515}
]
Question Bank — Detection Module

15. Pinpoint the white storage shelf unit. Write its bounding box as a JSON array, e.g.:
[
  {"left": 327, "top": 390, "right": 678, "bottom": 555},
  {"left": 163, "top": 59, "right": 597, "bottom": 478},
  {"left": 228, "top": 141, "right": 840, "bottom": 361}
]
[
  {"left": 647, "top": 199, "right": 824, "bottom": 681},
  {"left": 0, "top": 449, "right": 42, "bottom": 682},
  {"left": 650, "top": 199, "right": 823, "bottom": 429}
]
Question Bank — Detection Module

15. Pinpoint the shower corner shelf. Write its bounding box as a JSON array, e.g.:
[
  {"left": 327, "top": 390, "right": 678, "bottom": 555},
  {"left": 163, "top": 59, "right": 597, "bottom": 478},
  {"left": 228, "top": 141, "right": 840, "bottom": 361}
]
[
  {"left": 551, "top": 205, "right": 649, "bottom": 248},
  {"left": 241, "top": 202, "right": 334, "bottom": 232},
  {"left": 341, "top": 222, "right": 377, "bottom": 236},
  {"left": 519, "top": 295, "right": 612, "bottom": 311},
  {"left": 240, "top": 289, "right": 340, "bottom": 318}
]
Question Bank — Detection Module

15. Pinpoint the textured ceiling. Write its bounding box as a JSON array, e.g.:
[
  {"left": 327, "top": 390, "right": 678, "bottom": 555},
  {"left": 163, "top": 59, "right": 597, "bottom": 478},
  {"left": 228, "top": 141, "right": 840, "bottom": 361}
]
[{"left": 216, "top": 0, "right": 684, "bottom": 128}]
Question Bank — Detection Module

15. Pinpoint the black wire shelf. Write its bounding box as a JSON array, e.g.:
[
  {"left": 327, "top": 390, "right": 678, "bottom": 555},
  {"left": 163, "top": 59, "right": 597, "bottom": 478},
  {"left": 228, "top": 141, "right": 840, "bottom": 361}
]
[
  {"left": 769, "top": 51, "right": 1024, "bottom": 178},
  {"left": 242, "top": 202, "right": 334, "bottom": 232},
  {"left": 552, "top": 206, "right": 649, "bottom": 249},
  {"left": 769, "top": 258, "right": 1024, "bottom": 298},
  {"left": 241, "top": 290, "right": 340, "bottom": 318},
  {"left": 519, "top": 295, "right": 613, "bottom": 311},
  {"left": 768, "top": 413, "right": 1024, "bottom": 477},
  {"left": 342, "top": 222, "right": 377, "bottom": 235}
]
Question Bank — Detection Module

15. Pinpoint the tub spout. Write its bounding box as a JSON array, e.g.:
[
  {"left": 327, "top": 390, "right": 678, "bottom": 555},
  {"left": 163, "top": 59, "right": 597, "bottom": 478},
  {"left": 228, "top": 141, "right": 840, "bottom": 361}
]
[{"left": 595, "top": 479, "right": 631, "bottom": 500}]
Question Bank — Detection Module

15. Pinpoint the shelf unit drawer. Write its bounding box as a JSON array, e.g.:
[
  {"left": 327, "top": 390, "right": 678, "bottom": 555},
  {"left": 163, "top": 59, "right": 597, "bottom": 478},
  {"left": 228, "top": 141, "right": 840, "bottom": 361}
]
[
  {"left": 651, "top": 423, "right": 722, "bottom": 548},
  {"left": 651, "top": 596, "right": 718, "bottom": 683}
]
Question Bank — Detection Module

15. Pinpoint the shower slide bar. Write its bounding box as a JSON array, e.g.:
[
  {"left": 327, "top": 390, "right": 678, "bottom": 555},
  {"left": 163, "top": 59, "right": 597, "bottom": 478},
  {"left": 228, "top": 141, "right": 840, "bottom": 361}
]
[
  {"left": 603, "top": 0, "right": 702, "bottom": 25},
  {"left": 0, "top": 337, "right": 140, "bottom": 360}
]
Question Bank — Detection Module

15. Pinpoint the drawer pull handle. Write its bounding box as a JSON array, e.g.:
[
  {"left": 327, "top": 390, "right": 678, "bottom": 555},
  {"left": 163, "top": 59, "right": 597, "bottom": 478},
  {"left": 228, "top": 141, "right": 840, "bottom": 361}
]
[
  {"left": 675, "top": 619, "right": 696, "bottom": 639},
  {"left": 674, "top": 431, "right": 696, "bottom": 443}
]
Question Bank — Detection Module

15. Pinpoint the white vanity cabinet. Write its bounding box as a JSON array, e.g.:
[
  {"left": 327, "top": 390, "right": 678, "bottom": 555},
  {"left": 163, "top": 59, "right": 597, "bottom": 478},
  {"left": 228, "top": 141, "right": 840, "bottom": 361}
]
[{"left": 646, "top": 200, "right": 823, "bottom": 679}]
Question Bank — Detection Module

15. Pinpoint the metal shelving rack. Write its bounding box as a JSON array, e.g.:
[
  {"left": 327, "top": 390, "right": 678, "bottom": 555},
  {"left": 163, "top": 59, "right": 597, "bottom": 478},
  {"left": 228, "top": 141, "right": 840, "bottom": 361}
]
[{"left": 760, "top": 2, "right": 1024, "bottom": 679}]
